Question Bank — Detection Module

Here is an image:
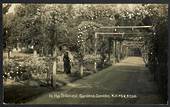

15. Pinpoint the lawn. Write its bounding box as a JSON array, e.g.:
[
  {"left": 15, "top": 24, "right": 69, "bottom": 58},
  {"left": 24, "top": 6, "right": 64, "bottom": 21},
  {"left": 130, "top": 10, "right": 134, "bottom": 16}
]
[{"left": 4, "top": 84, "right": 54, "bottom": 104}]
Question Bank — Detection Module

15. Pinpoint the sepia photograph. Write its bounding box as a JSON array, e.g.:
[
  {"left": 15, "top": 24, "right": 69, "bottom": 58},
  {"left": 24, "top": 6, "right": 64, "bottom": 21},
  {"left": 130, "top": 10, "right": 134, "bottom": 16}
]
[{"left": 2, "top": 3, "right": 168, "bottom": 104}]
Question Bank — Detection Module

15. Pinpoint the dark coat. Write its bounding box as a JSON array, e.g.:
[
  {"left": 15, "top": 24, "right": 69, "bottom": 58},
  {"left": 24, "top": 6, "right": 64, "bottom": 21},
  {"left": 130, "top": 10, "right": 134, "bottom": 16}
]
[{"left": 63, "top": 54, "right": 71, "bottom": 74}]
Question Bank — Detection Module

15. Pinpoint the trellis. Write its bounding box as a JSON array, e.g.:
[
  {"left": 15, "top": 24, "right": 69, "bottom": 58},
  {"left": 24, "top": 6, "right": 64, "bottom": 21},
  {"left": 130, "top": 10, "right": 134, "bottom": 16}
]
[{"left": 94, "top": 26, "right": 153, "bottom": 71}]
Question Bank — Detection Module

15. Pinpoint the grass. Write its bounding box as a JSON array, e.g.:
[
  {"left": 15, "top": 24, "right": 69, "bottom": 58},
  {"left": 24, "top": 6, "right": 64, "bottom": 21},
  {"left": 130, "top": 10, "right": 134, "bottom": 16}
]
[{"left": 4, "top": 85, "right": 54, "bottom": 104}]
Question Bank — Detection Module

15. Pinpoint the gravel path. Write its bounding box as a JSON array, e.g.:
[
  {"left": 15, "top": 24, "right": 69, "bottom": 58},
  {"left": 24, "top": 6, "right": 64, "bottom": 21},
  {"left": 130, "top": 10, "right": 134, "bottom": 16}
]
[{"left": 27, "top": 57, "right": 162, "bottom": 104}]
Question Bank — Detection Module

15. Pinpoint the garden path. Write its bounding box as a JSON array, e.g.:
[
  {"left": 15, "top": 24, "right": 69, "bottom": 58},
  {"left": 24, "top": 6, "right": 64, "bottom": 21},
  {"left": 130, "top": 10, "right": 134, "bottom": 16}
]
[{"left": 27, "top": 57, "right": 161, "bottom": 104}]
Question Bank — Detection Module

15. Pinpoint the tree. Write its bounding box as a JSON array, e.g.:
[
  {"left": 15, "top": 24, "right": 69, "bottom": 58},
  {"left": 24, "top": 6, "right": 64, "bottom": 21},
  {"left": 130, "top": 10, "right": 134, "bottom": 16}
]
[
  {"left": 42, "top": 5, "right": 70, "bottom": 55},
  {"left": 3, "top": 4, "right": 14, "bottom": 58},
  {"left": 7, "top": 4, "right": 44, "bottom": 56}
]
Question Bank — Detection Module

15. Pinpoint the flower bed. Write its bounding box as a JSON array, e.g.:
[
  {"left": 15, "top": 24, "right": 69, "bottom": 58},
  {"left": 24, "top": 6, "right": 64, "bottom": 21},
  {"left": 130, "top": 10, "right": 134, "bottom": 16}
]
[{"left": 3, "top": 56, "right": 51, "bottom": 82}]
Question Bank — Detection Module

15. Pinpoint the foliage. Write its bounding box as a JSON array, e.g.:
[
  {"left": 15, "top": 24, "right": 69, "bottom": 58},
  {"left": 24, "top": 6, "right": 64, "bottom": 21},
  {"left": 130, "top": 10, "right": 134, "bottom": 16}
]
[
  {"left": 3, "top": 4, "right": 168, "bottom": 101},
  {"left": 144, "top": 4, "right": 168, "bottom": 102},
  {"left": 3, "top": 57, "right": 50, "bottom": 81}
]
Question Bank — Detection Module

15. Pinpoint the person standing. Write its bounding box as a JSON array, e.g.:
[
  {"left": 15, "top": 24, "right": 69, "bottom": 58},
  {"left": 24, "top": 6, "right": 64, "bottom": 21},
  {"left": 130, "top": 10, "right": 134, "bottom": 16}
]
[{"left": 63, "top": 52, "right": 71, "bottom": 74}]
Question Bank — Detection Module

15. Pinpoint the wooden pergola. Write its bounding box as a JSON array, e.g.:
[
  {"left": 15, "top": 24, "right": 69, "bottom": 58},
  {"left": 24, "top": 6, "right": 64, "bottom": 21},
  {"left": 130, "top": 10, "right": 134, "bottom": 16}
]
[{"left": 94, "top": 26, "right": 153, "bottom": 71}]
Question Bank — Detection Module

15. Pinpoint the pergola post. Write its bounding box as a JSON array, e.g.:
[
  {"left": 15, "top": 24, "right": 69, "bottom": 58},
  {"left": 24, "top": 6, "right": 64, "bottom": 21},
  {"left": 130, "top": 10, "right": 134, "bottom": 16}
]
[
  {"left": 117, "top": 41, "right": 121, "bottom": 62},
  {"left": 80, "top": 45, "right": 84, "bottom": 77},
  {"left": 126, "top": 46, "right": 129, "bottom": 57},
  {"left": 94, "top": 33, "right": 97, "bottom": 72},
  {"left": 16, "top": 43, "right": 20, "bottom": 51},
  {"left": 108, "top": 38, "right": 112, "bottom": 62},
  {"left": 115, "top": 40, "right": 117, "bottom": 63},
  {"left": 52, "top": 60, "right": 56, "bottom": 88},
  {"left": 94, "top": 25, "right": 153, "bottom": 65},
  {"left": 112, "top": 40, "right": 115, "bottom": 64},
  {"left": 80, "top": 63, "right": 83, "bottom": 77},
  {"left": 120, "top": 40, "right": 123, "bottom": 60},
  {"left": 33, "top": 50, "right": 37, "bottom": 57},
  {"left": 52, "top": 48, "right": 57, "bottom": 88}
]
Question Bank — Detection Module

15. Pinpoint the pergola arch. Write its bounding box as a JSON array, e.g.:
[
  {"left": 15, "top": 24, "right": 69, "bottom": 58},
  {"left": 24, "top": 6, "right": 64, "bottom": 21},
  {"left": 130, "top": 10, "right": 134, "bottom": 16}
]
[{"left": 93, "top": 26, "right": 153, "bottom": 71}]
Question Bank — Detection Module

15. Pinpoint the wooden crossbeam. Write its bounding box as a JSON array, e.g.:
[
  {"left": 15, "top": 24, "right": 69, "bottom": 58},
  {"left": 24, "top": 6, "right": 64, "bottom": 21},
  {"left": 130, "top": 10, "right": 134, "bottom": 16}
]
[
  {"left": 125, "top": 42, "right": 144, "bottom": 44},
  {"left": 96, "top": 32, "right": 142, "bottom": 35},
  {"left": 95, "top": 32, "right": 152, "bottom": 35},
  {"left": 95, "top": 32, "right": 153, "bottom": 40},
  {"left": 103, "top": 36, "right": 145, "bottom": 38},
  {"left": 100, "top": 26, "right": 153, "bottom": 29},
  {"left": 122, "top": 39, "right": 143, "bottom": 41}
]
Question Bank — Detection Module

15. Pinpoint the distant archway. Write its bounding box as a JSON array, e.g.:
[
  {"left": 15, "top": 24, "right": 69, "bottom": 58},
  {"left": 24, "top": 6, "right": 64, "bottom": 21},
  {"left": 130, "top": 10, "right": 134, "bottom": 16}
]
[{"left": 93, "top": 26, "right": 154, "bottom": 71}]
